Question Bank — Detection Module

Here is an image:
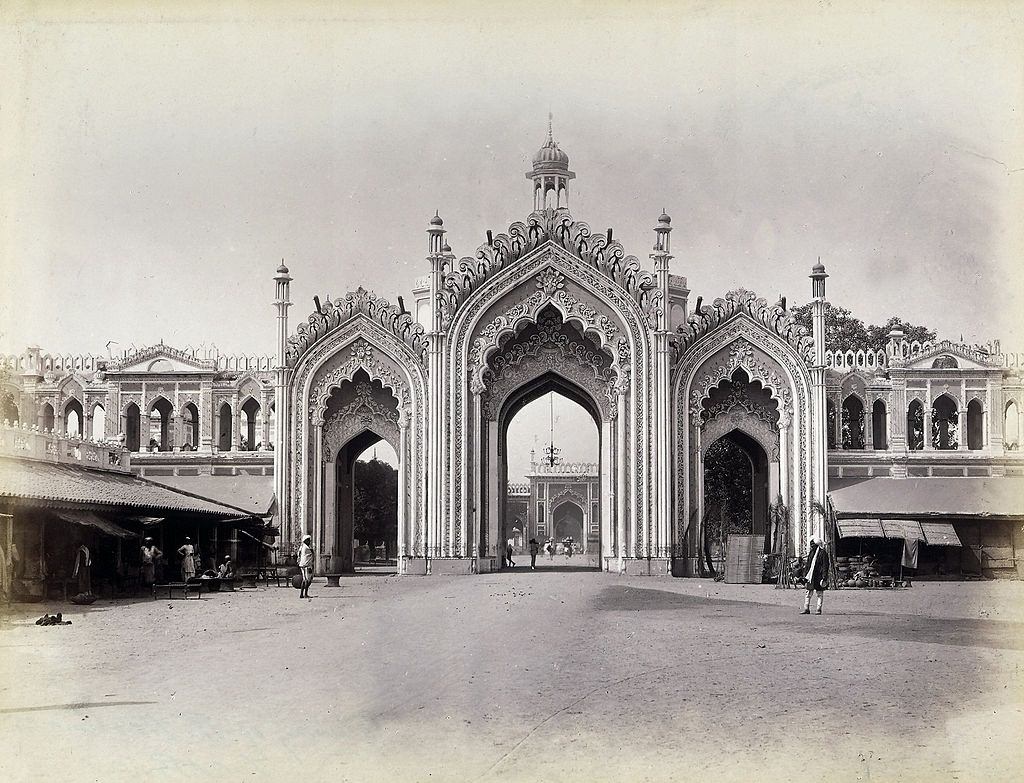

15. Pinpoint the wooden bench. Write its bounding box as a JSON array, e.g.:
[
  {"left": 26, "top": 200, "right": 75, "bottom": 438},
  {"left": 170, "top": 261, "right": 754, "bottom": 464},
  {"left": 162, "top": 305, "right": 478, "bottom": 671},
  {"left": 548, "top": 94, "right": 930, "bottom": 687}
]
[{"left": 152, "top": 581, "right": 204, "bottom": 600}]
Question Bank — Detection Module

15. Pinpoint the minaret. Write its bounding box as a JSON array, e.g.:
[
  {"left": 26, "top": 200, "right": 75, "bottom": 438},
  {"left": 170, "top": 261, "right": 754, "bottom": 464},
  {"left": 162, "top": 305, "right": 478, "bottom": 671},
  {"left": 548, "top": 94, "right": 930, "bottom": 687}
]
[
  {"left": 425, "top": 213, "right": 447, "bottom": 568},
  {"left": 273, "top": 261, "right": 293, "bottom": 538},
  {"left": 525, "top": 115, "right": 576, "bottom": 211},
  {"left": 651, "top": 212, "right": 673, "bottom": 566},
  {"left": 809, "top": 260, "right": 829, "bottom": 546}
]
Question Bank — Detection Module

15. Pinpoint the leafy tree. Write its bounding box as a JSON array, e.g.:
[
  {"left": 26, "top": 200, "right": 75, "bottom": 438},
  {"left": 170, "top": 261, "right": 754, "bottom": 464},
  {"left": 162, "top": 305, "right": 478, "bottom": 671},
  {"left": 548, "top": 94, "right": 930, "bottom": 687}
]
[
  {"left": 703, "top": 438, "right": 753, "bottom": 544},
  {"left": 790, "top": 302, "right": 936, "bottom": 352},
  {"left": 865, "top": 316, "right": 936, "bottom": 349},
  {"left": 352, "top": 458, "right": 398, "bottom": 560}
]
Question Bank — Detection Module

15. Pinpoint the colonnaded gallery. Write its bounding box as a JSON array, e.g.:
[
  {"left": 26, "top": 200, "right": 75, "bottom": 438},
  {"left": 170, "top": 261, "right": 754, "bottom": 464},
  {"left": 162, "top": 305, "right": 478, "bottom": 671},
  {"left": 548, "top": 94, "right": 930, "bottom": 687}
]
[{"left": 3, "top": 131, "right": 1023, "bottom": 580}]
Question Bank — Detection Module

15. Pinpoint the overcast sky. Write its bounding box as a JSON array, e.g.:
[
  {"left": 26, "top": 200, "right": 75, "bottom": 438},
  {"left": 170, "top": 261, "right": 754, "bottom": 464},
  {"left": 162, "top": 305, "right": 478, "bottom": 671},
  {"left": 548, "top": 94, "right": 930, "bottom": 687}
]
[{"left": 1, "top": 2, "right": 1022, "bottom": 475}]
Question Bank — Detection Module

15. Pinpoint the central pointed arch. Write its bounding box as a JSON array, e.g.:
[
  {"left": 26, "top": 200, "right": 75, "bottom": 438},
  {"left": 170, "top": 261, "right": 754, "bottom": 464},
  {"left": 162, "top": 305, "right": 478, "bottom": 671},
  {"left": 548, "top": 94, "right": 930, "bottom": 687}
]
[
  {"left": 495, "top": 371, "right": 605, "bottom": 571},
  {"left": 448, "top": 241, "right": 656, "bottom": 572}
]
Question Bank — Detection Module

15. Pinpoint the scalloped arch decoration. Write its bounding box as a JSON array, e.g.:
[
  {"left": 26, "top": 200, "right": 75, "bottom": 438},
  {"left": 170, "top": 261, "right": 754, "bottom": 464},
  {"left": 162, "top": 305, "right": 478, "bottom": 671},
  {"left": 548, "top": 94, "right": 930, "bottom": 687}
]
[
  {"left": 287, "top": 287, "right": 427, "bottom": 369},
  {"left": 688, "top": 335, "right": 793, "bottom": 415},
  {"left": 438, "top": 208, "right": 662, "bottom": 330},
  {"left": 673, "top": 290, "right": 812, "bottom": 365},
  {"left": 310, "top": 339, "right": 409, "bottom": 426}
]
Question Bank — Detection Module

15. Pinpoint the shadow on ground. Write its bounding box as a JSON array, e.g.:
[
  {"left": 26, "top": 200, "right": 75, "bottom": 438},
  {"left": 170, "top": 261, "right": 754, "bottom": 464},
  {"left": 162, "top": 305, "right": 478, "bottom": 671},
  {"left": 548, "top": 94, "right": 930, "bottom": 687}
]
[{"left": 596, "top": 585, "right": 1024, "bottom": 651}]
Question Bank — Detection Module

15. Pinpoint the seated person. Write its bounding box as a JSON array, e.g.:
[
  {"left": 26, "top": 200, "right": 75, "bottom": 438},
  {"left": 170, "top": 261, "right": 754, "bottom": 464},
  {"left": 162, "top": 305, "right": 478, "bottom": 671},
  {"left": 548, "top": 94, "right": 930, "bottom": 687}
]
[{"left": 217, "top": 556, "right": 236, "bottom": 579}]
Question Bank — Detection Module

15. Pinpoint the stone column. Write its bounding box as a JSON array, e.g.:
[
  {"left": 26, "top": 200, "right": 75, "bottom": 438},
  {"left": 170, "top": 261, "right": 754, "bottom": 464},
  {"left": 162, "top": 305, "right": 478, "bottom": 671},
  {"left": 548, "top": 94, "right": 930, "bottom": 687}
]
[
  {"left": 616, "top": 389, "right": 628, "bottom": 570},
  {"left": 230, "top": 393, "right": 240, "bottom": 451},
  {"left": 468, "top": 391, "right": 482, "bottom": 566},
  {"left": 957, "top": 409, "right": 967, "bottom": 449},
  {"left": 397, "top": 413, "right": 408, "bottom": 563},
  {"left": 778, "top": 413, "right": 790, "bottom": 510}
]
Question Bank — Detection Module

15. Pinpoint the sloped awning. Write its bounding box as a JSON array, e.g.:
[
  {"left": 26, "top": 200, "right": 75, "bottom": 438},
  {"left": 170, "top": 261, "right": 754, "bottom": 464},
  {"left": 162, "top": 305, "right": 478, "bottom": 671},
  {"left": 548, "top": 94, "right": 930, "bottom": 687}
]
[
  {"left": 141, "top": 474, "right": 274, "bottom": 518},
  {"left": 880, "top": 519, "right": 925, "bottom": 541},
  {"left": 53, "top": 509, "right": 138, "bottom": 539},
  {"left": 0, "top": 457, "right": 257, "bottom": 517},
  {"left": 836, "top": 518, "right": 885, "bottom": 538},
  {"left": 920, "top": 521, "right": 962, "bottom": 546},
  {"left": 829, "top": 477, "right": 1024, "bottom": 519}
]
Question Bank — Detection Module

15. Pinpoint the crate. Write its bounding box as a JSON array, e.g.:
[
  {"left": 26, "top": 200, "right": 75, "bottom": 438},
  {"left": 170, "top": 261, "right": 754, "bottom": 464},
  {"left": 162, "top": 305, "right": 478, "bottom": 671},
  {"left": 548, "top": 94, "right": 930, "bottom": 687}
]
[{"left": 725, "top": 535, "right": 765, "bottom": 584}]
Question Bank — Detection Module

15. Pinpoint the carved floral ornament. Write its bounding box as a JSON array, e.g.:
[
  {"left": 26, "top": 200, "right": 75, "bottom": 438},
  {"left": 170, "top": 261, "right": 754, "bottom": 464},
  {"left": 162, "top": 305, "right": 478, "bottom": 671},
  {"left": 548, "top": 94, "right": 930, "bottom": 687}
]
[
  {"left": 548, "top": 487, "right": 589, "bottom": 515},
  {"left": 691, "top": 338, "right": 793, "bottom": 417},
  {"left": 287, "top": 287, "right": 427, "bottom": 370},
  {"left": 309, "top": 339, "right": 410, "bottom": 426},
  {"left": 437, "top": 208, "right": 663, "bottom": 329},
  {"left": 701, "top": 410, "right": 781, "bottom": 461},
  {"left": 320, "top": 381, "right": 401, "bottom": 462},
  {"left": 468, "top": 269, "right": 623, "bottom": 392}
]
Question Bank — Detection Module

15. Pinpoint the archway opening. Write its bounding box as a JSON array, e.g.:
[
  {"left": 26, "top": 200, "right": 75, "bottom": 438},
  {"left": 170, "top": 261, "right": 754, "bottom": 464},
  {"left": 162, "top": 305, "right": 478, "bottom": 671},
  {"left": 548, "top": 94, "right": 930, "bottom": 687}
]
[
  {"left": 872, "top": 400, "right": 888, "bottom": 450},
  {"left": 41, "top": 402, "right": 55, "bottom": 433},
  {"left": 125, "top": 403, "right": 141, "bottom": 451},
  {"left": 1005, "top": 401, "right": 1020, "bottom": 450},
  {"left": 907, "top": 400, "right": 924, "bottom": 450},
  {"left": 967, "top": 399, "right": 983, "bottom": 450},
  {"left": 217, "top": 402, "right": 232, "bottom": 451},
  {"left": 240, "top": 397, "right": 261, "bottom": 451},
  {"left": 64, "top": 399, "right": 84, "bottom": 437},
  {"left": 702, "top": 429, "right": 770, "bottom": 574},
  {"left": 932, "top": 394, "right": 957, "bottom": 450},
  {"left": 149, "top": 397, "right": 173, "bottom": 451},
  {"left": 182, "top": 402, "right": 199, "bottom": 450},
  {"left": 500, "top": 376, "right": 601, "bottom": 570},
  {"left": 841, "top": 395, "right": 865, "bottom": 449},
  {"left": 91, "top": 404, "right": 106, "bottom": 440},
  {"left": 323, "top": 371, "right": 401, "bottom": 575}
]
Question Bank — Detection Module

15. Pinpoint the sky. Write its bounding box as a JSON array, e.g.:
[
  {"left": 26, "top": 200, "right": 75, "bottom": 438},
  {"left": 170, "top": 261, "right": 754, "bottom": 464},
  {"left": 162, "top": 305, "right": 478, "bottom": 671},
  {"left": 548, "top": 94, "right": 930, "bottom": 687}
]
[{"left": 1, "top": 1, "right": 1022, "bottom": 474}]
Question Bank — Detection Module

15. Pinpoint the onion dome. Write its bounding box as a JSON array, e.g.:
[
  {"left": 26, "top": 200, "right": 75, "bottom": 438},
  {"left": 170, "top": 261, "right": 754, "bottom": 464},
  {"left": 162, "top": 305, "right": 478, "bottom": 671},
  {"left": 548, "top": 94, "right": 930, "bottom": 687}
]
[
  {"left": 277, "top": 263, "right": 290, "bottom": 274},
  {"left": 658, "top": 211, "right": 672, "bottom": 225},
  {"left": 533, "top": 135, "right": 570, "bottom": 168},
  {"left": 429, "top": 212, "right": 443, "bottom": 226}
]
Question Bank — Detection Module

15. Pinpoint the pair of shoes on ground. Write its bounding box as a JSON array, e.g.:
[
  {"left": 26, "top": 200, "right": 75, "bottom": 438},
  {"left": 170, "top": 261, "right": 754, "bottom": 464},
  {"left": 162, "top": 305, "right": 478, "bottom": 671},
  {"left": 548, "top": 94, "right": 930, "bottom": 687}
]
[{"left": 800, "top": 609, "right": 823, "bottom": 615}]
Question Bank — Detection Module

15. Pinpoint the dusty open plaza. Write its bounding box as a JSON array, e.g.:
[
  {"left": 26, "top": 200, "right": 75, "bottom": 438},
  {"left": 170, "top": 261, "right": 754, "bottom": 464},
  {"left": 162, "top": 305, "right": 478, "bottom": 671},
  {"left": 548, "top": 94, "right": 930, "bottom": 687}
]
[{"left": 1, "top": 574, "right": 1022, "bottom": 782}]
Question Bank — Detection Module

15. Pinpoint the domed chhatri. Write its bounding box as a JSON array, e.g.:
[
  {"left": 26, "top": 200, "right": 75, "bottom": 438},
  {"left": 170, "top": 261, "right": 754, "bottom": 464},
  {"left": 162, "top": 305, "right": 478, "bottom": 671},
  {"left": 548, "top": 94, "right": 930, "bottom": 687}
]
[
  {"left": 429, "top": 212, "right": 444, "bottom": 227},
  {"left": 526, "top": 114, "right": 576, "bottom": 211}
]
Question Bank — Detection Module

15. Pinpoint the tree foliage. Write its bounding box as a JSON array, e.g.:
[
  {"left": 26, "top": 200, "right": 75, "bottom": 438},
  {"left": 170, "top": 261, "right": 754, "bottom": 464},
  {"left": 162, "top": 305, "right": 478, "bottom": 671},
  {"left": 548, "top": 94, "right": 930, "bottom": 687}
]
[
  {"left": 352, "top": 458, "right": 398, "bottom": 558},
  {"left": 703, "top": 438, "right": 753, "bottom": 544},
  {"left": 790, "top": 302, "right": 937, "bottom": 352}
]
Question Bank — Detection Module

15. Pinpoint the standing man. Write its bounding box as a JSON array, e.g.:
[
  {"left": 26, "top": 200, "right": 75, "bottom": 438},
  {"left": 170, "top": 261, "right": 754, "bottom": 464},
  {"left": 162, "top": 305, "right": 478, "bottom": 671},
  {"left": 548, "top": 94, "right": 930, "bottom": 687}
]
[
  {"left": 801, "top": 535, "right": 830, "bottom": 615},
  {"left": 177, "top": 537, "right": 197, "bottom": 582},
  {"left": 528, "top": 538, "right": 540, "bottom": 570},
  {"left": 297, "top": 534, "right": 314, "bottom": 598},
  {"left": 140, "top": 537, "right": 162, "bottom": 590},
  {"left": 505, "top": 538, "right": 515, "bottom": 569}
]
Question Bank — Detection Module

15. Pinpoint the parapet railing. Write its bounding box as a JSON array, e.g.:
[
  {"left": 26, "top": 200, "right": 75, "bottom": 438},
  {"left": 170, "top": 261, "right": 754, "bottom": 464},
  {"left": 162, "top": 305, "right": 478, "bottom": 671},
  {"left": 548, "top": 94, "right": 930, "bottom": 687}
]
[{"left": 0, "top": 421, "right": 131, "bottom": 472}]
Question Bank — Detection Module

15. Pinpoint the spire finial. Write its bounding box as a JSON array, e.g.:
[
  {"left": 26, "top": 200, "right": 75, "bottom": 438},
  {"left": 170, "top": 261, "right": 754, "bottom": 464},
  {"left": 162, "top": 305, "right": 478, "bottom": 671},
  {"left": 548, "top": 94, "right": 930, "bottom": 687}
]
[{"left": 547, "top": 112, "right": 553, "bottom": 144}]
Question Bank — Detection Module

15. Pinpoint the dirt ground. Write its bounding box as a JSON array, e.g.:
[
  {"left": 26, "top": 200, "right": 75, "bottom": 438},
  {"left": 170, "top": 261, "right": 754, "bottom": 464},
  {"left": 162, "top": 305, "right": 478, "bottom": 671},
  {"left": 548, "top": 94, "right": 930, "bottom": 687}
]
[{"left": 2, "top": 573, "right": 1023, "bottom": 783}]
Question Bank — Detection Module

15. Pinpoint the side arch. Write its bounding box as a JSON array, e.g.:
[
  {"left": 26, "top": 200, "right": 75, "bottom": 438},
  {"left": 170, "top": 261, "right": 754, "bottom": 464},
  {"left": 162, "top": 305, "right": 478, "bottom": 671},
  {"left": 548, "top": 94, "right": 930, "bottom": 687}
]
[
  {"left": 674, "top": 311, "right": 816, "bottom": 569},
  {"left": 286, "top": 312, "right": 427, "bottom": 573}
]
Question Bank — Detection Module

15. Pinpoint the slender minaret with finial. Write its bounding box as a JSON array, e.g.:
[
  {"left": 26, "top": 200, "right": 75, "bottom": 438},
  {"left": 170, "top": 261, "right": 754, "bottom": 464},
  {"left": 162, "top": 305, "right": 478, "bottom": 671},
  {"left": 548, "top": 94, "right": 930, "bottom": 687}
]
[
  {"left": 809, "top": 259, "right": 829, "bottom": 546},
  {"left": 526, "top": 114, "right": 576, "bottom": 211},
  {"left": 651, "top": 211, "right": 673, "bottom": 565},
  {"left": 273, "top": 260, "right": 292, "bottom": 537}
]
